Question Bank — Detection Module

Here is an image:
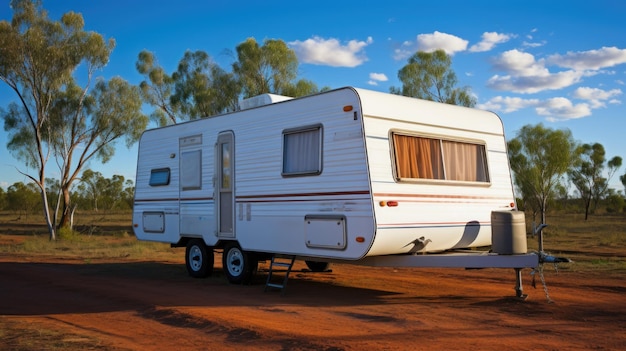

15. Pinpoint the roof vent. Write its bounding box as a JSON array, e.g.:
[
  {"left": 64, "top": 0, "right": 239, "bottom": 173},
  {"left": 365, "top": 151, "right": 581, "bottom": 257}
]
[{"left": 239, "top": 93, "right": 293, "bottom": 110}]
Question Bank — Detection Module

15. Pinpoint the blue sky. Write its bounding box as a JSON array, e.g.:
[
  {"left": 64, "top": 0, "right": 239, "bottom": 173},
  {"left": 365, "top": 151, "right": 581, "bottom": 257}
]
[{"left": 1, "top": 0, "right": 625, "bottom": 191}]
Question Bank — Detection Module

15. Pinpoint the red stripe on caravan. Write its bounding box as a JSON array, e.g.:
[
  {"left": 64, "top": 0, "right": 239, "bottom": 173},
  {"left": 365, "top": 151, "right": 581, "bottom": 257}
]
[
  {"left": 373, "top": 193, "right": 513, "bottom": 201},
  {"left": 237, "top": 190, "right": 371, "bottom": 199}
]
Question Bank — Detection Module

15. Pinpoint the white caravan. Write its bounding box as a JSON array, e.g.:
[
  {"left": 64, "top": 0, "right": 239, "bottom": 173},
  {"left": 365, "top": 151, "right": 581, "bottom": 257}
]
[{"left": 133, "top": 87, "right": 538, "bottom": 295}]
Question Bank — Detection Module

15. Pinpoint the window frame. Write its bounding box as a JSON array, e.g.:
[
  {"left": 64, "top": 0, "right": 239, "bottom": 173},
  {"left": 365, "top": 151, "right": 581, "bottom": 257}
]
[
  {"left": 180, "top": 149, "right": 202, "bottom": 191},
  {"left": 390, "top": 130, "right": 491, "bottom": 185},
  {"left": 149, "top": 168, "right": 171, "bottom": 187},
  {"left": 281, "top": 124, "right": 324, "bottom": 177}
]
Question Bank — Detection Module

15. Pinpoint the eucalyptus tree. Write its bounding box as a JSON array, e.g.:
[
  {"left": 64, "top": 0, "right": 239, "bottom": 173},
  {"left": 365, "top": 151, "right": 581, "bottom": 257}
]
[
  {"left": 137, "top": 50, "right": 239, "bottom": 125},
  {"left": 569, "top": 143, "right": 622, "bottom": 220},
  {"left": 171, "top": 50, "right": 239, "bottom": 119},
  {"left": 232, "top": 37, "right": 320, "bottom": 99},
  {"left": 507, "top": 124, "right": 579, "bottom": 227},
  {"left": 76, "top": 169, "right": 134, "bottom": 211},
  {"left": 390, "top": 49, "right": 476, "bottom": 107},
  {"left": 136, "top": 50, "right": 177, "bottom": 126},
  {"left": 0, "top": 0, "right": 147, "bottom": 238}
]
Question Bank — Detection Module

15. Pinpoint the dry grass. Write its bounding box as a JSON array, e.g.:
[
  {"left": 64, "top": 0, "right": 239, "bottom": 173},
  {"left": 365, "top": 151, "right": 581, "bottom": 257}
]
[
  {"left": 1, "top": 210, "right": 624, "bottom": 273},
  {"left": 526, "top": 212, "right": 626, "bottom": 274},
  {"left": 0, "top": 210, "right": 181, "bottom": 262},
  {"left": 0, "top": 318, "right": 115, "bottom": 351}
]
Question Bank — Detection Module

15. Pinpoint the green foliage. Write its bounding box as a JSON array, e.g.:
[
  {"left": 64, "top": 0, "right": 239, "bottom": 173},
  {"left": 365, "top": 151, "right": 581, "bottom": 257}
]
[
  {"left": 137, "top": 38, "right": 321, "bottom": 126},
  {"left": 390, "top": 49, "right": 476, "bottom": 107},
  {"left": 0, "top": 1, "right": 148, "bottom": 234},
  {"left": 232, "top": 37, "right": 320, "bottom": 98},
  {"left": 0, "top": 188, "right": 6, "bottom": 210},
  {"left": 569, "top": 143, "right": 623, "bottom": 220},
  {"left": 74, "top": 170, "right": 134, "bottom": 211},
  {"left": 507, "top": 124, "right": 579, "bottom": 225},
  {"left": 171, "top": 50, "right": 238, "bottom": 119},
  {"left": 6, "top": 182, "right": 40, "bottom": 213},
  {"left": 605, "top": 192, "right": 625, "bottom": 213},
  {"left": 57, "top": 226, "right": 81, "bottom": 242},
  {"left": 136, "top": 50, "right": 177, "bottom": 125}
]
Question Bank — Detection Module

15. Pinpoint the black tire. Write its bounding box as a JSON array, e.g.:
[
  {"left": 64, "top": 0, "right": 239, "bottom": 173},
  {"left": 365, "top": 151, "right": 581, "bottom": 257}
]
[
  {"left": 222, "top": 242, "right": 258, "bottom": 284},
  {"left": 185, "top": 239, "right": 214, "bottom": 278},
  {"left": 305, "top": 260, "right": 330, "bottom": 272}
]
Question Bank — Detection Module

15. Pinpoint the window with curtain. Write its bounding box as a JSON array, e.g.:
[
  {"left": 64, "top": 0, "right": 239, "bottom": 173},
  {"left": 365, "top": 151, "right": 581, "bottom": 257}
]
[
  {"left": 392, "top": 133, "right": 489, "bottom": 183},
  {"left": 282, "top": 125, "right": 322, "bottom": 176}
]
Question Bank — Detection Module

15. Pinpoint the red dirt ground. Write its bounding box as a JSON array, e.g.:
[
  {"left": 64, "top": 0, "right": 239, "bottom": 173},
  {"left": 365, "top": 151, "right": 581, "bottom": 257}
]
[{"left": 1, "top": 247, "right": 625, "bottom": 350}]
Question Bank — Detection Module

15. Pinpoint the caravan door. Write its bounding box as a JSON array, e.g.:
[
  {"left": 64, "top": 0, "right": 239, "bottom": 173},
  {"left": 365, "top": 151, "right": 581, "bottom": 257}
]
[{"left": 216, "top": 131, "right": 235, "bottom": 238}]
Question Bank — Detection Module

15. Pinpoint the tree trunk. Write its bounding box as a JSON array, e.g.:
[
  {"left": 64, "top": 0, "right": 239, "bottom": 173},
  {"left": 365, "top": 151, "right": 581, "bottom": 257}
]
[
  {"left": 584, "top": 197, "right": 591, "bottom": 221},
  {"left": 58, "top": 186, "right": 73, "bottom": 229},
  {"left": 39, "top": 185, "right": 56, "bottom": 241}
]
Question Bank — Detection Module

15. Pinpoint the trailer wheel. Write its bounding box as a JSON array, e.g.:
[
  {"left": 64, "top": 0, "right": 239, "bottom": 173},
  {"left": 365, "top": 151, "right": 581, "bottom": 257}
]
[
  {"left": 185, "top": 239, "right": 214, "bottom": 278},
  {"left": 305, "top": 260, "right": 330, "bottom": 272},
  {"left": 222, "top": 243, "right": 257, "bottom": 284}
]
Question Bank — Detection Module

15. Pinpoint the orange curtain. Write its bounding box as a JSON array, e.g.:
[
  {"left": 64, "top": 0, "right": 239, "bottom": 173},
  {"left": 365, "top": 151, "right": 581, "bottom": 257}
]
[{"left": 393, "top": 134, "right": 443, "bottom": 179}]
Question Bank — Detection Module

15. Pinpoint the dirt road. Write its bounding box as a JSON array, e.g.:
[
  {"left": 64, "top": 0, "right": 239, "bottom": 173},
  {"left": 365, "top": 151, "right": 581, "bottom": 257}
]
[{"left": 1, "top": 252, "right": 625, "bottom": 350}]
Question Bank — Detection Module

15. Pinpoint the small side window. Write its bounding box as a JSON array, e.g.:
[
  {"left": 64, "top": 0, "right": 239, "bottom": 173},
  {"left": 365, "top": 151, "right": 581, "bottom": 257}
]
[
  {"left": 149, "top": 168, "right": 170, "bottom": 186},
  {"left": 282, "top": 125, "right": 323, "bottom": 176}
]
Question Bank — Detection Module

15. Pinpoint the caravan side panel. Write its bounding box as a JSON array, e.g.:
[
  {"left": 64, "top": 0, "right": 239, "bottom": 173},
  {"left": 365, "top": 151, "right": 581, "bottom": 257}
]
[
  {"left": 133, "top": 122, "right": 216, "bottom": 244},
  {"left": 231, "top": 88, "right": 376, "bottom": 259},
  {"left": 357, "top": 89, "right": 516, "bottom": 256}
]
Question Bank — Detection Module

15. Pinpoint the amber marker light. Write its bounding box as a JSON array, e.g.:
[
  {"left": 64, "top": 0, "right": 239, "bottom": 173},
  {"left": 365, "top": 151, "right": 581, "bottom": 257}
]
[
  {"left": 343, "top": 105, "right": 353, "bottom": 112},
  {"left": 356, "top": 236, "right": 365, "bottom": 243}
]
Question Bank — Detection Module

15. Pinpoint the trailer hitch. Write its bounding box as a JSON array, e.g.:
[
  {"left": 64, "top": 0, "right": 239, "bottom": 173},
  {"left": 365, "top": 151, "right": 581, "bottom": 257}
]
[{"left": 528, "top": 223, "right": 572, "bottom": 303}]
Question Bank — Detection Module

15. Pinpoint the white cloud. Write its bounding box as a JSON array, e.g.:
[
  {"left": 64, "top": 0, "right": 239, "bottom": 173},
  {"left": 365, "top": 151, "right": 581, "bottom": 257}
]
[
  {"left": 487, "top": 49, "right": 586, "bottom": 93},
  {"left": 369, "top": 73, "right": 388, "bottom": 82},
  {"left": 491, "top": 50, "right": 547, "bottom": 76},
  {"left": 479, "top": 96, "right": 592, "bottom": 121},
  {"left": 547, "top": 46, "right": 626, "bottom": 70},
  {"left": 572, "top": 87, "right": 622, "bottom": 108},
  {"left": 573, "top": 86, "right": 622, "bottom": 100},
  {"left": 367, "top": 72, "right": 388, "bottom": 86},
  {"left": 477, "top": 96, "right": 540, "bottom": 113},
  {"left": 288, "top": 36, "right": 373, "bottom": 67},
  {"left": 537, "top": 98, "right": 592, "bottom": 121},
  {"left": 469, "top": 32, "right": 513, "bottom": 52},
  {"left": 393, "top": 31, "right": 468, "bottom": 61},
  {"left": 487, "top": 71, "right": 585, "bottom": 94},
  {"left": 416, "top": 31, "right": 468, "bottom": 55},
  {"left": 393, "top": 41, "right": 414, "bottom": 61},
  {"left": 522, "top": 40, "right": 546, "bottom": 48}
]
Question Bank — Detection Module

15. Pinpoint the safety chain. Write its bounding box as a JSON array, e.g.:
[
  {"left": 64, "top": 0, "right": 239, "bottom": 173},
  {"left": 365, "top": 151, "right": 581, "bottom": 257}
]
[{"left": 531, "top": 264, "right": 553, "bottom": 303}]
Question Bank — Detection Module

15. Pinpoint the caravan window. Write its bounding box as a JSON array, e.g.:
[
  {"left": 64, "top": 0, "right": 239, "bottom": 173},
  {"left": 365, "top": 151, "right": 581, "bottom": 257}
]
[
  {"left": 392, "top": 133, "right": 489, "bottom": 183},
  {"left": 181, "top": 150, "right": 202, "bottom": 190},
  {"left": 282, "top": 125, "right": 323, "bottom": 176},
  {"left": 149, "top": 168, "right": 170, "bottom": 186}
]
